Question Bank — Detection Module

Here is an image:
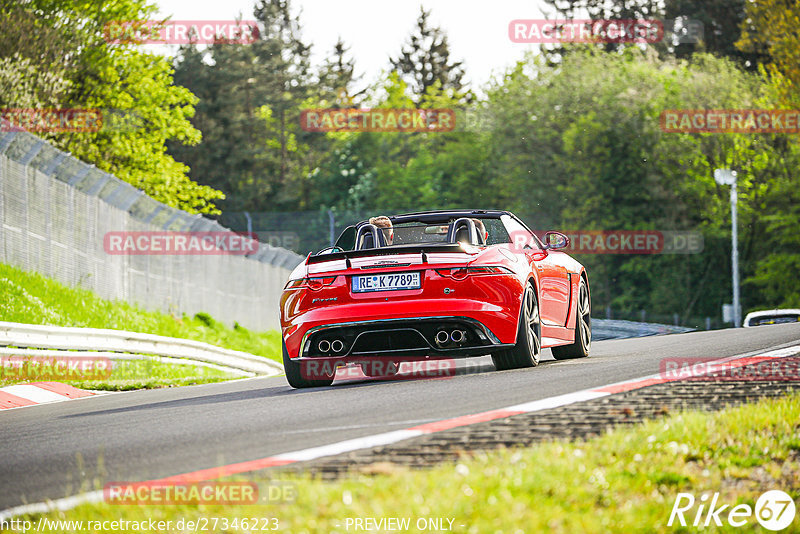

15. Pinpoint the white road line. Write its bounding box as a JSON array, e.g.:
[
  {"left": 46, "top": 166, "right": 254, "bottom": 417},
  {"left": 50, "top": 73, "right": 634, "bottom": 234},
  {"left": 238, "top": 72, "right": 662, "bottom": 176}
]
[
  {"left": 272, "top": 429, "right": 425, "bottom": 462},
  {"left": 506, "top": 390, "right": 610, "bottom": 412}
]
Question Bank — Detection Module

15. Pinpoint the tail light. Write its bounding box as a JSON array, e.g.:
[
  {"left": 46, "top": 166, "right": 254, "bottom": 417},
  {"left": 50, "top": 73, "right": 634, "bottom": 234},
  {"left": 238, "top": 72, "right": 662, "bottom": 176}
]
[
  {"left": 284, "top": 276, "right": 337, "bottom": 290},
  {"left": 435, "top": 266, "right": 511, "bottom": 280}
]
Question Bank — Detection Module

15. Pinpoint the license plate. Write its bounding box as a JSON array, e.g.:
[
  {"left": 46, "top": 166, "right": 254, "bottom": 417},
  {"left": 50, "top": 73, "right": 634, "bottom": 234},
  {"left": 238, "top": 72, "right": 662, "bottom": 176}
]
[{"left": 352, "top": 272, "right": 421, "bottom": 293}]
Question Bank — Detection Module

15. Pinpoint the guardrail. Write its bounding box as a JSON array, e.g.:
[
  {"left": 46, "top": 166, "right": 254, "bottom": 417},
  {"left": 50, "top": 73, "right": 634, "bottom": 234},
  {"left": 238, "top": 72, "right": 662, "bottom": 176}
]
[
  {"left": 0, "top": 321, "right": 283, "bottom": 376},
  {"left": 591, "top": 319, "right": 694, "bottom": 341}
]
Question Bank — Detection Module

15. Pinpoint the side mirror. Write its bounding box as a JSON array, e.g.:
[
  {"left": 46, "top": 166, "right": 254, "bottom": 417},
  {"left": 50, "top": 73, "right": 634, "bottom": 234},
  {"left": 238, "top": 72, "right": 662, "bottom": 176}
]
[{"left": 543, "top": 231, "right": 569, "bottom": 250}]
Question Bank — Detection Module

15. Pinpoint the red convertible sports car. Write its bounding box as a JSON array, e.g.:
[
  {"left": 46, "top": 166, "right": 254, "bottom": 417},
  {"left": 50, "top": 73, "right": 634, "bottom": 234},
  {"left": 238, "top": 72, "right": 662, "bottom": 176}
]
[{"left": 280, "top": 209, "right": 591, "bottom": 388}]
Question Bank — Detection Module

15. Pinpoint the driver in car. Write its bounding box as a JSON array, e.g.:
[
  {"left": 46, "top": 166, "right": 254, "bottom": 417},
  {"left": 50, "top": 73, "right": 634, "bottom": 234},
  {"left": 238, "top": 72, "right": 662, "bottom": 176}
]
[{"left": 472, "top": 218, "right": 488, "bottom": 244}]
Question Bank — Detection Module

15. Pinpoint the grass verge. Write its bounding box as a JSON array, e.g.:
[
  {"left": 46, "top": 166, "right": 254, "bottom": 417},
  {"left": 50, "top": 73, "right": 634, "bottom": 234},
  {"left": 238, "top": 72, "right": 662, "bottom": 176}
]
[
  {"left": 14, "top": 393, "right": 800, "bottom": 533},
  {"left": 0, "top": 262, "right": 282, "bottom": 388}
]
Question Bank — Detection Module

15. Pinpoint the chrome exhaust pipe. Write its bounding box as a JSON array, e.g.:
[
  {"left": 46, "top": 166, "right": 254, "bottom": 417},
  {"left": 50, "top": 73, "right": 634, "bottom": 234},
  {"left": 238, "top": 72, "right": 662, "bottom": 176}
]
[
  {"left": 450, "top": 330, "right": 465, "bottom": 343},
  {"left": 435, "top": 330, "right": 450, "bottom": 347},
  {"left": 331, "top": 339, "right": 344, "bottom": 353},
  {"left": 318, "top": 339, "right": 331, "bottom": 353}
]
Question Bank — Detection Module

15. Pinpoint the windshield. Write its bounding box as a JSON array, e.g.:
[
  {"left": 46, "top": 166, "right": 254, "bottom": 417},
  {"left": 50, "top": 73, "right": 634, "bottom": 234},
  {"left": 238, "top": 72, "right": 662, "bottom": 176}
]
[{"left": 333, "top": 217, "right": 512, "bottom": 250}]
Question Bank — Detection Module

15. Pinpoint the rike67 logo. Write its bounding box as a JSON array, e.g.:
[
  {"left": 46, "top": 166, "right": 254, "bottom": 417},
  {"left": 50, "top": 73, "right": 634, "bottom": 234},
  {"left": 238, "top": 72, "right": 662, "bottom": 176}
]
[{"left": 669, "top": 490, "right": 796, "bottom": 531}]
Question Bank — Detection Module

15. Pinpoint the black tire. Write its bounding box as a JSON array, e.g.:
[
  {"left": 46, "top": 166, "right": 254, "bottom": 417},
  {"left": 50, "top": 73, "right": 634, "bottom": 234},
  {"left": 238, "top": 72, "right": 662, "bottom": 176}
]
[
  {"left": 552, "top": 277, "right": 591, "bottom": 360},
  {"left": 491, "top": 349, "right": 510, "bottom": 370},
  {"left": 283, "top": 340, "right": 334, "bottom": 388},
  {"left": 492, "top": 283, "right": 541, "bottom": 370}
]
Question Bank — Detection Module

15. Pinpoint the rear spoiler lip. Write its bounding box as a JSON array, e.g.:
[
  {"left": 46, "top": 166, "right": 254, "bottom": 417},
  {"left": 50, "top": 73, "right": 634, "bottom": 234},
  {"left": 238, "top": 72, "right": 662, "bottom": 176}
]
[{"left": 305, "top": 244, "right": 475, "bottom": 265}]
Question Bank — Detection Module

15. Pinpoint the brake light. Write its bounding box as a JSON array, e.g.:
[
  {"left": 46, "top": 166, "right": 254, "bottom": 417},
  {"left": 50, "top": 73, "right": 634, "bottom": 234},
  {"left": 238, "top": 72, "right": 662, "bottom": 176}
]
[
  {"left": 284, "top": 276, "right": 337, "bottom": 290},
  {"left": 435, "top": 266, "right": 511, "bottom": 280}
]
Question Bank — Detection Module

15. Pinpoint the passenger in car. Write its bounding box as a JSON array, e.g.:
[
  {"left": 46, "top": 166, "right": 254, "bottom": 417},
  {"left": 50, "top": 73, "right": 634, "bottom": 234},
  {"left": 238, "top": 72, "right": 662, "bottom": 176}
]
[{"left": 369, "top": 216, "right": 394, "bottom": 245}]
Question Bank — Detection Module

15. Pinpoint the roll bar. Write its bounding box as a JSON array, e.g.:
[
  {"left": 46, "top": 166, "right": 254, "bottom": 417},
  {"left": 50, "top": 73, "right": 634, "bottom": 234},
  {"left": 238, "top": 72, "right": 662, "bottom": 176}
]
[
  {"left": 355, "top": 223, "right": 385, "bottom": 250},
  {"left": 448, "top": 218, "right": 479, "bottom": 245}
]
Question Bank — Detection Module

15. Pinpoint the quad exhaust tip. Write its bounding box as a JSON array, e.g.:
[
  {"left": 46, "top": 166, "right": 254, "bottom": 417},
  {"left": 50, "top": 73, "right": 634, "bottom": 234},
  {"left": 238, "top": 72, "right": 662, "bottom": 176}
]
[
  {"left": 318, "top": 338, "right": 345, "bottom": 353},
  {"left": 435, "top": 329, "right": 467, "bottom": 346}
]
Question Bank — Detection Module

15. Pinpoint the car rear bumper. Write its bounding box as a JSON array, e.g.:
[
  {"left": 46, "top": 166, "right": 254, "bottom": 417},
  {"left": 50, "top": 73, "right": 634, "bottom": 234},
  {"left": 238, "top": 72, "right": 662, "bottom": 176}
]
[
  {"left": 300, "top": 315, "right": 512, "bottom": 359},
  {"left": 281, "top": 273, "right": 524, "bottom": 359},
  {"left": 283, "top": 305, "right": 518, "bottom": 360}
]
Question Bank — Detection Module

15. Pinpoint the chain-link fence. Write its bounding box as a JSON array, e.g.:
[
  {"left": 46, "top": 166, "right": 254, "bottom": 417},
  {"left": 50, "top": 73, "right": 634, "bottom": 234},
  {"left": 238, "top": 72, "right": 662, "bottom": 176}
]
[{"left": 0, "top": 129, "right": 303, "bottom": 331}]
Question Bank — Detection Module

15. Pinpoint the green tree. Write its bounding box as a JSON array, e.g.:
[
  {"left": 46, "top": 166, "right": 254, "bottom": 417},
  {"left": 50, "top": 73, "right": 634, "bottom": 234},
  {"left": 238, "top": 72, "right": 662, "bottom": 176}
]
[
  {"left": 390, "top": 7, "right": 469, "bottom": 105},
  {"left": 543, "top": 0, "right": 764, "bottom": 67},
  {"left": 170, "top": 0, "right": 318, "bottom": 214},
  {"left": 541, "top": 0, "right": 662, "bottom": 57},
  {"left": 666, "top": 0, "right": 766, "bottom": 67},
  {"left": 0, "top": 0, "right": 222, "bottom": 214},
  {"left": 737, "top": 0, "right": 800, "bottom": 107},
  {"left": 317, "top": 38, "right": 361, "bottom": 107},
  {"left": 482, "top": 48, "right": 800, "bottom": 320}
]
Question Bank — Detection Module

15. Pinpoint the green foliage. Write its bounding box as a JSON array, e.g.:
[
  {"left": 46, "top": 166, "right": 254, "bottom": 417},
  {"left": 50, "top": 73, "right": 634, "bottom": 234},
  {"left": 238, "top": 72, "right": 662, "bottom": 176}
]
[
  {"left": 317, "top": 38, "right": 360, "bottom": 106},
  {"left": 0, "top": 0, "right": 224, "bottom": 214},
  {"left": 541, "top": 0, "right": 765, "bottom": 67},
  {"left": 193, "top": 312, "right": 217, "bottom": 328},
  {"left": 477, "top": 48, "right": 800, "bottom": 319},
  {"left": 737, "top": 0, "right": 800, "bottom": 107},
  {"left": 4, "top": 0, "right": 796, "bottom": 325},
  {"left": 666, "top": 0, "right": 767, "bottom": 66}
]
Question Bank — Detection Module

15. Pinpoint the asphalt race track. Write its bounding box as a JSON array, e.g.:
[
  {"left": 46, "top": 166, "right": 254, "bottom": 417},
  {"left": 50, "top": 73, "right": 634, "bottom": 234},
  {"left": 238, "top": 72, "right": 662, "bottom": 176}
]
[{"left": 2, "top": 323, "right": 799, "bottom": 511}]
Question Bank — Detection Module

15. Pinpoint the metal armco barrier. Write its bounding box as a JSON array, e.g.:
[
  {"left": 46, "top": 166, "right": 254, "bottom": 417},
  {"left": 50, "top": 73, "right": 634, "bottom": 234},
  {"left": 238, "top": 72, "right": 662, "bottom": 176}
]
[{"left": 0, "top": 321, "right": 283, "bottom": 376}]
